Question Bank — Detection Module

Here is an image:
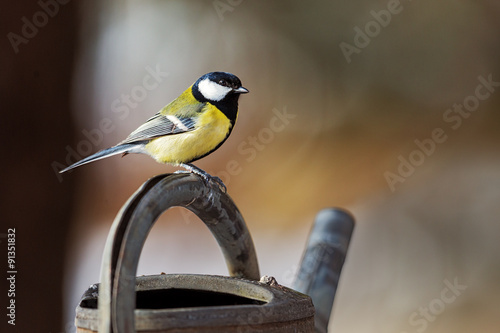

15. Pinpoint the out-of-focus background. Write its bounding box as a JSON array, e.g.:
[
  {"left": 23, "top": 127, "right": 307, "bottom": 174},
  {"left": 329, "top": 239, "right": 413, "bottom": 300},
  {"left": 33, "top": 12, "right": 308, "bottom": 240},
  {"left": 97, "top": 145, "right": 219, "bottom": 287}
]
[{"left": 2, "top": 1, "right": 500, "bottom": 332}]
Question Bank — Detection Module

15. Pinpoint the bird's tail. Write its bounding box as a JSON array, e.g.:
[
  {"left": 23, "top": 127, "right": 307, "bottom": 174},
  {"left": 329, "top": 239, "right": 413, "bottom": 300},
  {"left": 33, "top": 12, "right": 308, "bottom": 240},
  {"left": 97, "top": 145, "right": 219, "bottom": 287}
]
[{"left": 59, "top": 143, "right": 142, "bottom": 173}]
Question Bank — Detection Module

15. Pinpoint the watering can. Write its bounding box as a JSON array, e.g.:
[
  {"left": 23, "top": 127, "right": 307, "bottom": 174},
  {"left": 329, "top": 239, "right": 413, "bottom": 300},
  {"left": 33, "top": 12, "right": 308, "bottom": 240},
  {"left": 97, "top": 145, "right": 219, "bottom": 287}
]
[{"left": 74, "top": 173, "right": 354, "bottom": 332}]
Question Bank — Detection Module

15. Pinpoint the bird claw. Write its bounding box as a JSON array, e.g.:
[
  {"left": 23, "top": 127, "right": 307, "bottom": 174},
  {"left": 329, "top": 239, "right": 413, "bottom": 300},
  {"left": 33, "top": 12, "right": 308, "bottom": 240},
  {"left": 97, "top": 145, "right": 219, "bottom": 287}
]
[
  {"left": 209, "top": 176, "right": 227, "bottom": 193},
  {"left": 176, "top": 164, "right": 227, "bottom": 193},
  {"left": 197, "top": 173, "right": 226, "bottom": 193}
]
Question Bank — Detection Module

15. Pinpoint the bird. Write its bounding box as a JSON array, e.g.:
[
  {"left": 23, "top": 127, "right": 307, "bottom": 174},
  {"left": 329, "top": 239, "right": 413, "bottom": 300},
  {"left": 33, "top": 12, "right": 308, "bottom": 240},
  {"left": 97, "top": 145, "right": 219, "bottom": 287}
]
[{"left": 59, "top": 71, "right": 248, "bottom": 192}]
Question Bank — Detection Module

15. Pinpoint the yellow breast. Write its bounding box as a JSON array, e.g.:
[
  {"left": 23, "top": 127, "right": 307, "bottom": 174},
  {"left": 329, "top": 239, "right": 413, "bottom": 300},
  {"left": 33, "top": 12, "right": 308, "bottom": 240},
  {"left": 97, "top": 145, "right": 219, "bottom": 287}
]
[{"left": 144, "top": 104, "right": 232, "bottom": 165}]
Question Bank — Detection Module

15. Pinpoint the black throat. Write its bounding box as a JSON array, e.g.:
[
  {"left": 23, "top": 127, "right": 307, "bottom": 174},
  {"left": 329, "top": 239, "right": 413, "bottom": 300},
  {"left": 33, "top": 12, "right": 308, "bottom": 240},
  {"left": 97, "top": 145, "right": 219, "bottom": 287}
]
[{"left": 192, "top": 86, "right": 240, "bottom": 126}]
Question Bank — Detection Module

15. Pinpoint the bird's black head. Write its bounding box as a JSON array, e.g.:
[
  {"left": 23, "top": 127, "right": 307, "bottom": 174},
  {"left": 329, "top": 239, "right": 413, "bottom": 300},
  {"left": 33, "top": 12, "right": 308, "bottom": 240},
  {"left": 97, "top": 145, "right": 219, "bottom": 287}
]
[
  {"left": 192, "top": 72, "right": 248, "bottom": 123},
  {"left": 192, "top": 72, "right": 248, "bottom": 103}
]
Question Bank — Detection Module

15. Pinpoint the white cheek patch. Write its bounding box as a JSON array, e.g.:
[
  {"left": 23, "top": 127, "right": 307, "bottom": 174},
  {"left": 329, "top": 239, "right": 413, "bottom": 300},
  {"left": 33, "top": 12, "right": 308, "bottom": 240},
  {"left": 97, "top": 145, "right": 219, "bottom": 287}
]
[{"left": 198, "top": 78, "right": 232, "bottom": 102}]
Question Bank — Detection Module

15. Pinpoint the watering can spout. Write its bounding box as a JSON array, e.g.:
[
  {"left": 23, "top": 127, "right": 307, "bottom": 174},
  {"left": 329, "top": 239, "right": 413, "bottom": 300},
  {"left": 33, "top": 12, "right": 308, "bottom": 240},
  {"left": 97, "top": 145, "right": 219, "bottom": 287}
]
[{"left": 293, "top": 208, "right": 355, "bottom": 333}]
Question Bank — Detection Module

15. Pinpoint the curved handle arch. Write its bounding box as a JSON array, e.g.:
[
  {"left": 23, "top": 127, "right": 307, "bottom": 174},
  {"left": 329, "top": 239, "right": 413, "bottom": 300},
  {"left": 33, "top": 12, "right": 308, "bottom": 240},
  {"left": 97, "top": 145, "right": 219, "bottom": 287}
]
[{"left": 97, "top": 173, "right": 260, "bottom": 333}]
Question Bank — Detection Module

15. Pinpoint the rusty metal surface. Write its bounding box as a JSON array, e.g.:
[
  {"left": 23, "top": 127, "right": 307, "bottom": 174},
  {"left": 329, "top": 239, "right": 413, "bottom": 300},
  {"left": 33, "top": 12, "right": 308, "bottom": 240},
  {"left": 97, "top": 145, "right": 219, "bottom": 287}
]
[
  {"left": 293, "top": 208, "right": 355, "bottom": 333},
  {"left": 77, "top": 274, "right": 314, "bottom": 332},
  {"left": 98, "top": 173, "right": 260, "bottom": 333}
]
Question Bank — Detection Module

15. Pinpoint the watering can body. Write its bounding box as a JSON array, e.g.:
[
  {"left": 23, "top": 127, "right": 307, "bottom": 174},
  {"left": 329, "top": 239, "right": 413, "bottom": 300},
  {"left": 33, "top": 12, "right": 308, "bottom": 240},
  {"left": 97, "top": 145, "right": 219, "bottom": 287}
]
[
  {"left": 76, "top": 274, "right": 314, "bottom": 332},
  {"left": 73, "top": 174, "right": 353, "bottom": 333}
]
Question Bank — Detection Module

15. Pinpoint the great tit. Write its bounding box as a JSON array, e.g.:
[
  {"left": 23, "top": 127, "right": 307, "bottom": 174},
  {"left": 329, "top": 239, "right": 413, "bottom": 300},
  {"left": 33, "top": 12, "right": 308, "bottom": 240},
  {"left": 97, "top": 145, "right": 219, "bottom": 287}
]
[{"left": 60, "top": 71, "right": 248, "bottom": 191}]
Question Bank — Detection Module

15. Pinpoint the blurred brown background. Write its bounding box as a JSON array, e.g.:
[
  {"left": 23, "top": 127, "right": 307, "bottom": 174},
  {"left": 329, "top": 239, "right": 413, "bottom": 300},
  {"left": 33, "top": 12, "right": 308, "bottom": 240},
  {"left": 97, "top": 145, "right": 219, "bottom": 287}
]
[{"left": 2, "top": 1, "right": 500, "bottom": 332}]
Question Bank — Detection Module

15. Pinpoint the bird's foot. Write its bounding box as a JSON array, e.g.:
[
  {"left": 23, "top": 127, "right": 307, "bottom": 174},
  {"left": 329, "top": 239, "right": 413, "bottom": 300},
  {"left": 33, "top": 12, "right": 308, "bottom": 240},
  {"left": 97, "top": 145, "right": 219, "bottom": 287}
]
[{"left": 177, "top": 163, "right": 227, "bottom": 193}]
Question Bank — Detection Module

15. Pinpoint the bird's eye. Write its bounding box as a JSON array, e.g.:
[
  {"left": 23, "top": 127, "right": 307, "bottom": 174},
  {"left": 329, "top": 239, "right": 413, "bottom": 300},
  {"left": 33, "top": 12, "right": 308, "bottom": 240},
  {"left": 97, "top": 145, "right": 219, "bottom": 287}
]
[{"left": 218, "top": 79, "right": 228, "bottom": 86}]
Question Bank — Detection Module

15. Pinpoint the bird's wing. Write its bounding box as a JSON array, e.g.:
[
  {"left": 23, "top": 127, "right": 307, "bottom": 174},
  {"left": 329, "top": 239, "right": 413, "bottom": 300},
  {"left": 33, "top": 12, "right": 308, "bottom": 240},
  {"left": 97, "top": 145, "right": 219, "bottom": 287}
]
[
  {"left": 119, "top": 112, "right": 198, "bottom": 144},
  {"left": 119, "top": 90, "right": 206, "bottom": 144}
]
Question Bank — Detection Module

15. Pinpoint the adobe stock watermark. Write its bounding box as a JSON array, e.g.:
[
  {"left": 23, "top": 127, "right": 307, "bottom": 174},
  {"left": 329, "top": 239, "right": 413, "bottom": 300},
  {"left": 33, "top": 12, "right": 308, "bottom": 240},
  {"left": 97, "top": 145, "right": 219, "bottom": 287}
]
[
  {"left": 233, "top": 276, "right": 287, "bottom": 333},
  {"left": 213, "top": 0, "right": 244, "bottom": 21},
  {"left": 179, "top": 106, "right": 296, "bottom": 224},
  {"left": 340, "top": 0, "right": 407, "bottom": 64},
  {"left": 234, "top": 296, "right": 275, "bottom": 333},
  {"left": 401, "top": 277, "right": 467, "bottom": 333},
  {"left": 211, "top": 105, "right": 295, "bottom": 186},
  {"left": 384, "top": 74, "right": 499, "bottom": 192},
  {"left": 7, "top": 0, "right": 71, "bottom": 54},
  {"left": 51, "top": 64, "right": 169, "bottom": 182}
]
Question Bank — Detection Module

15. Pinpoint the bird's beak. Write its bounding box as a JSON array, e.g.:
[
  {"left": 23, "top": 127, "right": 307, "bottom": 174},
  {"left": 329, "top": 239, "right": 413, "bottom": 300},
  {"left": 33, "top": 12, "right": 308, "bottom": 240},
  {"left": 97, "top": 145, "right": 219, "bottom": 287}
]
[{"left": 233, "top": 86, "right": 249, "bottom": 94}]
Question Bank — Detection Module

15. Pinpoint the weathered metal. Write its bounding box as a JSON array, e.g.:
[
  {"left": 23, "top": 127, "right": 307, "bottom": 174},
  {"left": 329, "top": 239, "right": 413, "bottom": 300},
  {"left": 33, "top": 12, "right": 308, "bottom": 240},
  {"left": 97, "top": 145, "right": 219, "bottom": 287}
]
[
  {"left": 94, "top": 172, "right": 308, "bottom": 332},
  {"left": 74, "top": 173, "right": 353, "bottom": 332},
  {"left": 76, "top": 274, "right": 314, "bottom": 332},
  {"left": 97, "top": 173, "right": 262, "bottom": 332},
  {"left": 293, "top": 208, "right": 355, "bottom": 333}
]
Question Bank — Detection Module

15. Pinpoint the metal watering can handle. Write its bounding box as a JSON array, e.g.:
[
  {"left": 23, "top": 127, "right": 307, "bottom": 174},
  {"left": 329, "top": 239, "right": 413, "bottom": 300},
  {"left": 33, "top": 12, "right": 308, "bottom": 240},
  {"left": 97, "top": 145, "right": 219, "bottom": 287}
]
[{"left": 97, "top": 173, "right": 260, "bottom": 333}]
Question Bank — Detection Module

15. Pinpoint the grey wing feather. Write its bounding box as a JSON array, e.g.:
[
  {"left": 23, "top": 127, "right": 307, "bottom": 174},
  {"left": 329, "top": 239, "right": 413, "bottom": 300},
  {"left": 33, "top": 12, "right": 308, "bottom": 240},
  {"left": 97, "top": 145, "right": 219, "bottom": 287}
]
[{"left": 119, "top": 113, "right": 197, "bottom": 144}]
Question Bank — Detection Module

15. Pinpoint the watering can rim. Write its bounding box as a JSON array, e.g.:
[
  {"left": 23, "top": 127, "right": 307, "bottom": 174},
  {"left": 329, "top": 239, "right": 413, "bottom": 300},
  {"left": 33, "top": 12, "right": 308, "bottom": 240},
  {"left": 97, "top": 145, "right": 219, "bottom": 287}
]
[{"left": 76, "top": 273, "right": 314, "bottom": 331}]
